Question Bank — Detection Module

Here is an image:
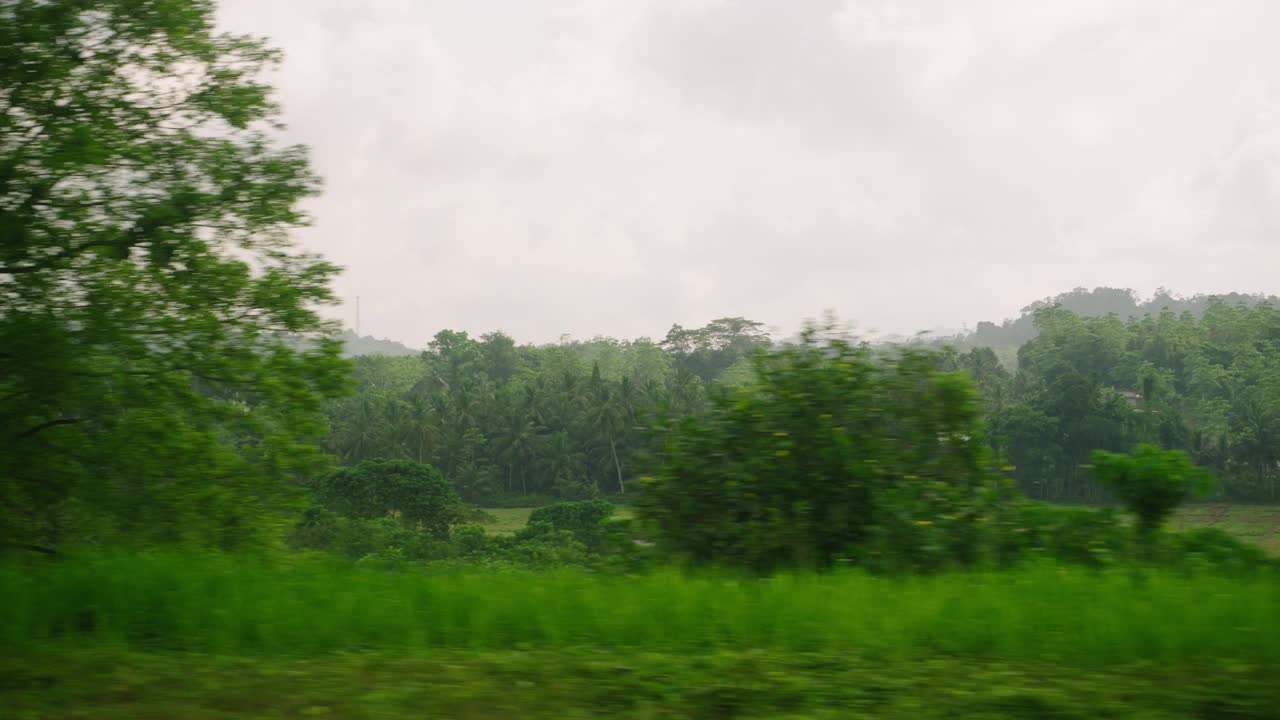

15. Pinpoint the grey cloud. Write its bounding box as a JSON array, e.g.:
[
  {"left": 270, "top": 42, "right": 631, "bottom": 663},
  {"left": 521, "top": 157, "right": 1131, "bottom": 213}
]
[{"left": 217, "top": 0, "right": 1280, "bottom": 346}]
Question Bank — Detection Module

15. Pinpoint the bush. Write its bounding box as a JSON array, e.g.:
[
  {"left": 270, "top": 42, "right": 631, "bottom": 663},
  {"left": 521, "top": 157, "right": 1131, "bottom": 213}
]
[
  {"left": 526, "top": 499, "right": 614, "bottom": 549},
  {"left": 287, "top": 509, "right": 453, "bottom": 561},
  {"left": 507, "top": 523, "right": 588, "bottom": 567},
  {"left": 638, "top": 327, "right": 1015, "bottom": 572},
  {"left": 1170, "top": 528, "right": 1273, "bottom": 573},
  {"left": 991, "top": 502, "right": 1129, "bottom": 567},
  {"left": 311, "top": 459, "right": 464, "bottom": 539},
  {"left": 1090, "top": 445, "right": 1213, "bottom": 542},
  {"left": 451, "top": 524, "right": 492, "bottom": 556}
]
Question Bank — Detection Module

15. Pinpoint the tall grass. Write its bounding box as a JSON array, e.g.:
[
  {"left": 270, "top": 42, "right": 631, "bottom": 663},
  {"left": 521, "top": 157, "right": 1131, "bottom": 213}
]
[{"left": 3, "top": 551, "right": 1277, "bottom": 664}]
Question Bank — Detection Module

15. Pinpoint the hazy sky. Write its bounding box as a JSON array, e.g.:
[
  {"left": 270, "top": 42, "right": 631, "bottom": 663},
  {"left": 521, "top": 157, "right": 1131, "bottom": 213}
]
[{"left": 217, "top": 0, "right": 1280, "bottom": 347}]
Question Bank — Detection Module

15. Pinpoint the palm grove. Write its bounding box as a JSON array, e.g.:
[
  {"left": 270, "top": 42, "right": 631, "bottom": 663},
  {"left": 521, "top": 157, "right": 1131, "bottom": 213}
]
[
  {"left": 3, "top": 0, "right": 1278, "bottom": 566},
  {"left": 329, "top": 292, "right": 1280, "bottom": 508}
]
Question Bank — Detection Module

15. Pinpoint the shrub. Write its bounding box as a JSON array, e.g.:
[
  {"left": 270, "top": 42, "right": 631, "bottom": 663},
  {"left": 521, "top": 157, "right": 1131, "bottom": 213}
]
[
  {"left": 992, "top": 502, "right": 1129, "bottom": 567},
  {"left": 1090, "top": 445, "right": 1213, "bottom": 541},
  {"left": 287, "top": 508, "right": 454, "bottom": 561},
  {"left": 1171, "top": 528, "right": 1273, "bottom": 573},
  {"left": 526, "top": 499, "right": 614, "bottom": 549},
  {"left": 638, "top": 327, "right": 1015, "bottom": 572},
  {"left": 311, "top": 459, "right": 464, "bottom": 539},
  {"left": 451, "top": 524, "right": 492, "bottom": 556},
  {"left": 507, "top": 523, "right": 588, "bottom": 567}
]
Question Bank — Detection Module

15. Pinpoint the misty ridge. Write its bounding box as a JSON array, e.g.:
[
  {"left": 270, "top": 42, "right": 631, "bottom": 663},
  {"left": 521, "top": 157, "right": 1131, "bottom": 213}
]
[{"left": 334, "top": 286, "right": 1280, "bottom": 359}]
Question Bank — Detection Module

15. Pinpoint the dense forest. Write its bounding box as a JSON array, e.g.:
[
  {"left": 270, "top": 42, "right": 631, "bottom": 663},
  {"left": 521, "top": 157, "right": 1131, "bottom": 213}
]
[
  {"left": 323, "top": 318, "right": 768, "bottom": 501},
  {"left": 326, "top": 289, "right": 1280, "bottom": 504}
]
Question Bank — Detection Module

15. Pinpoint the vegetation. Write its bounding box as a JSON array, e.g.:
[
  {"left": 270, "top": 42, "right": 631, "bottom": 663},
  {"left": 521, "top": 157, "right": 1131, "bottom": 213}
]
[
  {"left": 320, "top": 289, "right": 1280, "bottom": 509},
  {"left": 967, "top": 294, "right": 1280, "bottom": 502},
  {"left": 5, "top": 1, "right": 1280, "bottom": 716},
  {"left": 639, "top": 327, "right": 1013, "bottom": 572},
  {"left": 5, "top": 554, "right": 1279, "bottom": 661},
  {"left": 321, "top": 321, "right": 764, "bottom": 502},
  {"left": 309, "top": 459, "right": 463, "bottom": 539},
  {"left": 9, "top": 650, "right": 1278, "bottom": 719},
  {"left": 0, "top": 0, "right": 348, "bottom": 552},
  {"left": 1090, "top": 444, "right": 1213, "bottom": 540}
]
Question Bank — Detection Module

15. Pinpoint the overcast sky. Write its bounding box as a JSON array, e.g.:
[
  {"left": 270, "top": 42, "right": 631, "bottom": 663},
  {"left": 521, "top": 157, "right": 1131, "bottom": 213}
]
[{"left": 217, "top": 0, "right": 1280, "bottom": 347}]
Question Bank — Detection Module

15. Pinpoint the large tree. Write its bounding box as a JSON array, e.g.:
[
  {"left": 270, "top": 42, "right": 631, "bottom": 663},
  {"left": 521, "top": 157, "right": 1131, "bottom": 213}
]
[{"left": 0, "top": 0, "right": 348, "bottom": 549}]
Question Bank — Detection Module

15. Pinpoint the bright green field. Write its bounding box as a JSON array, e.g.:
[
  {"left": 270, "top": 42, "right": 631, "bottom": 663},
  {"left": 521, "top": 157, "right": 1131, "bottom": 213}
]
[
  {"left": 4, "top": 553, "right": 1279, "bottom": 717},
  {"left": 4, "top": 553, "right": 1278, "bottom": 661}
]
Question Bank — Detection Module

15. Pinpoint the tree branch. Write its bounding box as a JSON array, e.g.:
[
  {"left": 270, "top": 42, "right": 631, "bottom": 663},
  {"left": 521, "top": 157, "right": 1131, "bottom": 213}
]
[
  {"left": 14, "top": 417, "right": 84, "bottom": 441},
  {"left": 0, "top": 239, "right": 120, "bottom": 275}
]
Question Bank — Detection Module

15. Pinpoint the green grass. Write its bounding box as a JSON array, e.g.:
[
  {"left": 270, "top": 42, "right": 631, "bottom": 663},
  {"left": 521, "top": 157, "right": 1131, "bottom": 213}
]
[
  {"left": 5, "top": 649, "right": 1277, "bottom": 719},
  {"left": 480, "top": 501, "right": 1280, "bottom": 555},
  {"left": 477, "top": 506, "right": 538, "bottom": 534},
  {"left": 1174, "top": 504, "right": 1280, "bottom": 555},
  {"left": 479, "top": 505, "right": 632, "bottom": 534},
  {"left": 6, "top": 552, "right": 1280, "bottom": 716},
  {"left": 3, "top": 552, "right": 1278, "bottom": 664}
]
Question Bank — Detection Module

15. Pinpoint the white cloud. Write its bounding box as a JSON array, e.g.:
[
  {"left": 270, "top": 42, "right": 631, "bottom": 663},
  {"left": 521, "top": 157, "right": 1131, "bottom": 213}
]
[{"left": 217, "top": 0, "right": 1280, "bottom": 345}]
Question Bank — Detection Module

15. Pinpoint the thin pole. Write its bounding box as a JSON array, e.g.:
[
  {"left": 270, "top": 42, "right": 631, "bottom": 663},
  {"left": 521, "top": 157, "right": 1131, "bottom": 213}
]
[{"left": 356, "top": 295, "right": 360, "bottom": 336}]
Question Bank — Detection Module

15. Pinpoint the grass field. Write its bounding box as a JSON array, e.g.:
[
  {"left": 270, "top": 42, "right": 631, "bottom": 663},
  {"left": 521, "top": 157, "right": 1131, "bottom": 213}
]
[
  {"left": 4, "top": 553, "right": 1278, "bottom": 661},
  {"left": 1172, "top": 504, "right": 1280, "bottom": 555},
  {"left": 479, "top": 505, "right": 633, "bottom": 534},
  {"left": 6, "top": 506, "right": 1280, "bottom": 717},
  {"left": 5, "top": 550, "right": 1280, "bottom": 717},
  {"left": 6, "top": 649, "right": 1276, "bottom": 718},
  {"left": 482, "top": 503, "right": 1280, "bottom": 553}
]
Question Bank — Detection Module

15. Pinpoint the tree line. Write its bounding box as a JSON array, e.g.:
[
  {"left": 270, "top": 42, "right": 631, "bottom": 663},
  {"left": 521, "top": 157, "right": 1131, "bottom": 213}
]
[
  {"left": 321, "top": 319, "right": 769, "bottom": 502},
  {"left": 963, "top": 298, "right": 1280, "bottom": 502},
  {"left": 328, "top": 294, "right": 1280, "bottom": 505}
]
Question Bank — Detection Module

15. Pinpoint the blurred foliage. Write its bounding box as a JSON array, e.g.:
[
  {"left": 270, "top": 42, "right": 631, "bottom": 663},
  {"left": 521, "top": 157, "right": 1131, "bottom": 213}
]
[
  {"left": 287, "top": 492, "right": 625, "bottom": 569},
  {"left": 5, "top": 553, "right": 1279, "bottom": 659},
  {"left": 526, "top": 499, "right": 614, "bottom": 550},
  {"left": 6, "top": 649, "right": 1280, "bottom": 719},
  {"left": 638, "top": 324, "right": 1017, "bottom": 573},
  {"left": 1091, "top": 444, "right": 1213, "bottom": 538},
  {"left": 0, "top": 0, "right": 349, "bottom": 550},
  {"left": 309, "top": 459, "right": 463, "bottom": 539}
]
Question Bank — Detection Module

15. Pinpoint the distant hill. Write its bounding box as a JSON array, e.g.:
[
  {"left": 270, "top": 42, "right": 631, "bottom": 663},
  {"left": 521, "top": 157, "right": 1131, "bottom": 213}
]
[
  {"left": 951, "top": 287, "right": 1279, "bottom": 353},
  {"left": 337, "top": 330, "right": 419, "bottom": 358}
]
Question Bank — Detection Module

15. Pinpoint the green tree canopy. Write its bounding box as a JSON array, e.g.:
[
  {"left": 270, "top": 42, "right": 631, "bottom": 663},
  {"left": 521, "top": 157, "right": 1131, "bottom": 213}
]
[
  {"left": 311, "top": 459, "right": 463, "bottom": 539},
  {"left": 0, "top": 0, "right": 348, "bottom": 549},
  {"left": 638, "top": 326, "right": 1014, "bottom": 572},
  {"left": 1090, "top": 444, "right": 1213, "bottom": 539}
]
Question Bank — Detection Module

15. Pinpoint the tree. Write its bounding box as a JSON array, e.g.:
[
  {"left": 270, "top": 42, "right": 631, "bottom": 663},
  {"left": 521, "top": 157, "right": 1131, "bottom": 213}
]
[
  {"left": 1090, "top": 445, "right": 1213, "bottom": 542},
  {"left": 639, "top": 325, "right": 1013, "bottom": 572},
  {"left": 0, "top": 0, "right": 348, "bottom": 549},
  {"left": 661, "top": 317, "right": 771, "bottom": 383},
  {"left": 311, "top": 459, "right": 463, "bottom": 539}
]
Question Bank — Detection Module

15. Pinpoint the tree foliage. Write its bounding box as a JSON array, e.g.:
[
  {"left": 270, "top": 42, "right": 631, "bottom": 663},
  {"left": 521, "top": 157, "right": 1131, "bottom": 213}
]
[
  {"left": 638, "top": 326, "right": 1014, "bottom": 572},
  {"left": 0, "top": 0, "right": 348, "bottom": 549},
  {"left": 311, "top": 459, "right": 463, "bottom": 539},
  {"left": 1090, "top": 445, "right": 1213, "bottom": 538},
  {"left": 321, "top": 322, "right": 762, "bottom": 502},
  {"left": 970, "top": 298, "right": 1280, "bottom": 501}
]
